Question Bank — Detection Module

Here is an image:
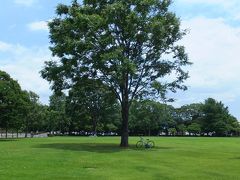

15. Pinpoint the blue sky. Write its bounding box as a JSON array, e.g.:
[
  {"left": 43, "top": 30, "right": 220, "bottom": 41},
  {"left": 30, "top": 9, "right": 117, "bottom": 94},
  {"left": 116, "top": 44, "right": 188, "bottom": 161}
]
[{"left": 1, "top": 0, "right": 240, "bottom": 119}]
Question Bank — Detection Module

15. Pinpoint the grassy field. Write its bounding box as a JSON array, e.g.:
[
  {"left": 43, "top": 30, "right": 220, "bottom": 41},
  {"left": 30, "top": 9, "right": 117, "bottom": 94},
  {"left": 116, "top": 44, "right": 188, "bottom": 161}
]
[{"left": 0, "top": 136, "right": 240, "bottom": 180}]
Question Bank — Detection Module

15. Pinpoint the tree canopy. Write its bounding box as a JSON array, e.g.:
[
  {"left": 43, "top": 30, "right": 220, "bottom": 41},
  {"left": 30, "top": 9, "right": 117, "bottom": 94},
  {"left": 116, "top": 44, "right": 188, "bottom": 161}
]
[{"left": 41, "top": 0, "right": 191, "bottom": 146}]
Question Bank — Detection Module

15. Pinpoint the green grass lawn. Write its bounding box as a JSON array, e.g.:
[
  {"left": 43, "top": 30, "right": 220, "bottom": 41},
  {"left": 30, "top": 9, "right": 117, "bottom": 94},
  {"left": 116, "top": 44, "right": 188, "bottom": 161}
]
[{"left": 0, "top": 136, "right": 240, "bottom": 179}]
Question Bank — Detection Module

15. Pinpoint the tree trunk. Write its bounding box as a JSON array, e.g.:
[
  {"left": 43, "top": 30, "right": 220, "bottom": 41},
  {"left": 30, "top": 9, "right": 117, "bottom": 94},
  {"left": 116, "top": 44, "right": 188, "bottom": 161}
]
[
  {"left": 25, "top": 129, "right": 28, "bottom": 138},
  {"left": 5, "top": 127, "right": 8, "bottom": 139},
  {"left": 92, "top": 117, "right": 97, "bottom": 136},
  {"left": 165, "top": 128, "right": 168, "bottom": 136},
  {"left": 120, "top": 101, "right": 129, "bottom": 147},
  {"left": 68, "top": 120, "right": 74, "bottom": 135},
  {"left": 17, "top": 130, "right": 19, "bottom": 138},
  {"left": 25, "top": 120, "right": 28, "bottom": 138}
]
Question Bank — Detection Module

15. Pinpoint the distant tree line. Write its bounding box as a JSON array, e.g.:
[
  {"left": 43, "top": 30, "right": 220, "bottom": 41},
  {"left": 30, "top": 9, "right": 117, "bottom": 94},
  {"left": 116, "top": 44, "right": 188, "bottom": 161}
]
[
  {"left": 0, "top": 70, "right": 239, "bottom": 138},
  {"left": 130, "top": 99, "right": 240, "bottom": 136}
]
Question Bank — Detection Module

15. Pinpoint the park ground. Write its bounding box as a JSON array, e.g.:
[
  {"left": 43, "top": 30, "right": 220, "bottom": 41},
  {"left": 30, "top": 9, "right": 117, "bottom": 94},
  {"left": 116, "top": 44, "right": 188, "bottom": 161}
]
[{"left": 0, "top": 137, "right": 240, "bottom": 179}]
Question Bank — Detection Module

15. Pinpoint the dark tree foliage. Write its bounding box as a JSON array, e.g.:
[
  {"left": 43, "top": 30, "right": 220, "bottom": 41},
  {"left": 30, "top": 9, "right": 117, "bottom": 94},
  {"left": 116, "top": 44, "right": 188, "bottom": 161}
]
[
  {"left": 0, "top": 70, "right": 29, "bottom": 137},
  {"left": 129, "top": 100, "right": 165, "bottom": 136},
  {"left": 24, "top": 91, "right": 39, "bottom": 137},
  {"left": 66, "top": 79, "right": 120, "bottom": 135},
  {"left": 24, "top": 91, "right": 52, "bottom": 135},
  {"left": 187, "top": 123, "right": 201, "bottom": 136},
  {"left": 176, "top": 103, "right": 203, "bottom": 122},
  {"left": 41, "top": 0, "right": 191, "bottom": 146},
  {"left": 174, "top": 98, "right": 240, "bottom": 136},
  {"left": 49, "top": 93, "right": 70, "bottom": 133},
  {"left": 200, "top": 98, "right": 237, "bottom": 136},
  {"left": 129, "top": 100, "right": 177, "bottom": 136}
]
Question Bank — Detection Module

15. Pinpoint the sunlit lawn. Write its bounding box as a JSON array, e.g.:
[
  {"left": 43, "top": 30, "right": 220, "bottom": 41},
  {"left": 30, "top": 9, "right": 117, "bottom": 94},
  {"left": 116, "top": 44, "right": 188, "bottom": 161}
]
[{"left": 0, "top": 136, "right": 240, "bottom": 179}]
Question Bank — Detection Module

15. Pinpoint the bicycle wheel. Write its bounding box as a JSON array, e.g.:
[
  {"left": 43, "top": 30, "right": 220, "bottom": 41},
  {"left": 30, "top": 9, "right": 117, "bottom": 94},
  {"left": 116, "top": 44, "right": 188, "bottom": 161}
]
[
  {"left": 147, "top": 140, "right": 155, "bottom": 148},
  {"left": 136, "top": 141, "right": 143, "bottom": 148}
]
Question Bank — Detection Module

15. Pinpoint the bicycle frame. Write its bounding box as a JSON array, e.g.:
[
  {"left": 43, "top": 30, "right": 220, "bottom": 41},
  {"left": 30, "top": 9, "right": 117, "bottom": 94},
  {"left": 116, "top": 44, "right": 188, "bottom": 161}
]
[{"left": 136, "top": 137, "right": 155, "bottom": 148}]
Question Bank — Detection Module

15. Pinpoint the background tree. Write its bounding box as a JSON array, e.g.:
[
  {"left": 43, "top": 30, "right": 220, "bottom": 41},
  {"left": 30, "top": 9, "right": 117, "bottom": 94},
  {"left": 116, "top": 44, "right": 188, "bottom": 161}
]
[
  {"left": 41, "top": 0, "right": 191, "bottom": 146},
  {"left": 24, "top": 91, "right": 40, "bottom": 137},
  {"left": 231, "top": 120, "right": 240, "bottom": 136},
  {"left": 49, "top": 93, "right": 69, "bottom": 133},
  {"left": 176, "top": 103, "right": 203, "bottom": 123},
  {"left": 14, "top": 90, "right": 30, "bottom": 137},
  {"left": 159, "top": 105, "right": 177, "bottom": 135},
  {"left": 200, "top": 98, "right": 233, "bottom": 136},
  {"left": 187, "top": 123, "right": 201, "bottom": 136},
  {"left": 177, "top": 124, "right": 186, "bottom": 136},
  {"left": 129, "top": 100, "right": 165, "bottom": 136},
  {"left": 0, "top": 70, "right": 28, "bottom": 138},
  {"left": 66, "top": 79, "right": 119, "bottom": 135},
  {"left": 168, "top": 127, "right": 177, "bottom": 136}
]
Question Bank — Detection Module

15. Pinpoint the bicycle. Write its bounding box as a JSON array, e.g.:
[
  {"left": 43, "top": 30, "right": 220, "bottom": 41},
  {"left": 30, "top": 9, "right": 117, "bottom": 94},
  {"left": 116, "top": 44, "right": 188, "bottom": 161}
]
[{"left": 136, "top": 137, "right": 155, "bottom": 148}]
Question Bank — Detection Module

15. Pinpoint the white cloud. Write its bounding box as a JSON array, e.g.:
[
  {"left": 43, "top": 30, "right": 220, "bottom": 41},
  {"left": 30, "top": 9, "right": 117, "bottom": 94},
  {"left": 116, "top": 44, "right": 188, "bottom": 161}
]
[
  {"left": 14, "top": 0, "right": 38, "bottom": 7},
  {"left": 181, "top": 17, "right": 240, "bottom": 89},
  {"left": 170, "top": 16, "right": 240, "bottom": 119},
  {"left": 0, "top": 41, "right": 51, "bottom": 104},
  {"left": 27, "top": 21, "right": 48, "bottom": 31}
]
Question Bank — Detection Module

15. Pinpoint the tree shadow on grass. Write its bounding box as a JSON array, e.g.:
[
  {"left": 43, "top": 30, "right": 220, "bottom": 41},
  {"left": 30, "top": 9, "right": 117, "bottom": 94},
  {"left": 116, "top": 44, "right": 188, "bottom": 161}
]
[
  {"left": 34, "top": 143, "right": 173, "bottom": 153},
  {"left": 0, "top": 138, "right": 19, "bottom": 142},
  {"left": 230, "top": 157, "right": 240, "bottom": 160}
]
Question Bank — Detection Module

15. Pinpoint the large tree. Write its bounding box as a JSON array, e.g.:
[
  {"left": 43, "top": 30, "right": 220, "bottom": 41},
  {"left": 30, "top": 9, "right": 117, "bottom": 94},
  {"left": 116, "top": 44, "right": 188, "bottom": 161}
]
[{"left": 41, "top": 0, "right": 191, "bottom": 146}]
